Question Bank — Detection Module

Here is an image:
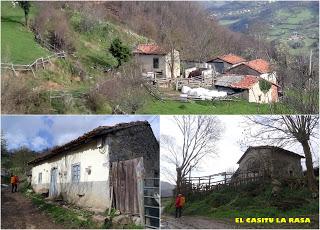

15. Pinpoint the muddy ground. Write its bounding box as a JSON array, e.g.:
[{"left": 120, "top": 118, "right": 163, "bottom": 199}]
[{"left": 1, "top": 186, "right": 63, "bottom": 229}]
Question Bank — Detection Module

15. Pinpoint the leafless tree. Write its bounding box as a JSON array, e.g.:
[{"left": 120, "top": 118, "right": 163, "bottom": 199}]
[
  {"left": 161, "top": 116, "right": 223, "bottom": 193},
  {"left": 244, "top": 115, "right": 319, "bottom": 192}
]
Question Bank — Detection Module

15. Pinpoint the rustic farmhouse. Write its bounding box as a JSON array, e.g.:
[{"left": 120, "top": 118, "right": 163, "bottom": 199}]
[
  {"left": 133, "top": 44, "right": 180, "bottom": 79},
  {"left": 28, "top": 121, "right": 159, "bottom": 225},
  {"left": 214, "top": 74, "right": 279, "bottom": 103},
  {"left": 207, "top": 53, "right": 246, "bottom": 73},
  {"left": 226, "top": 59, "right": 277, "bottom": 84},
  {"left": 233, "top": 146, "right": 304, "bottom": 180}
]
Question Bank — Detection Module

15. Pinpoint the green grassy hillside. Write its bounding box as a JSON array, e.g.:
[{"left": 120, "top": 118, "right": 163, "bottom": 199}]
[
  {"left": 1, "top": 2, "right": 151, "bottom": 114},
  {"left": 1, "top": 2, "right": 50, "bottom": 63},
  {"left": 165, "top": 183, "right": 319, "bottom": 228}
]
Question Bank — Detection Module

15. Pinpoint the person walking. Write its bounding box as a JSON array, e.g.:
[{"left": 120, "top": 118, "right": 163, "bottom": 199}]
[
  {"left": 175, "top": 194, "right": 184, "bottom": 218},
  {"left": 10, "top": 174, "right": 16, "bottom": 193},
  {"left": 13, "top": 175, "right": 19, "bottom": 192}
]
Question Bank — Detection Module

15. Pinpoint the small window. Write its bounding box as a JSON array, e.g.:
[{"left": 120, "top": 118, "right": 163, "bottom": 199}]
[
  {"left": 71, "top": 163, "right": 81, "bottom": 183},
  {"left": 153, "top": 58, "right": 159, "bottom": 69},
  {"left": 289, "top": 170, "right": 293, "bottom": 176},
  {"left": 258, "top": 95, "right": 262, "bottom": 101},
  {"left": 38, "top": 173, "right": 42, "bottom": 184}
]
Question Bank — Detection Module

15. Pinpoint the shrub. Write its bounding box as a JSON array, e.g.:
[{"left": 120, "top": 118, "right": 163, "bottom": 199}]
[
  {"left": 33, "top": 3, "right": 75, "bottom": 52},
  {"left": 259, "top": 79, "right": 272, "bottom": 93},
  {"left": 93, "top": 62, "right": 147, "bottom": 113},
  {"left": 109, "top": 38, "right": 132, "bottom": 67},
  {"left": 1, "top": 74, "right": 51, "bottom": 114}
]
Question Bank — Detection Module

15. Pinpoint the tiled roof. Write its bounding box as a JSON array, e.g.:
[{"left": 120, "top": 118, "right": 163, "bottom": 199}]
[
  {"left": 215, "top": 74, "right": 258, "bottom": 89},
  {"left": 231, "top": 75, "right": 258, "bottom": 89},
  {"left": 243, "top": 59, "right": 270, "bottom": 74},
  {"left": 237, "top": 146, "right": 305, "bottom": 164},
  {"left": 208, "top": 54, "right": 246, "bottom": 65},
  {"left": 133, "top": 44, "right": 167, "bottom": 55},
  {"left": 28, "top": 121, "right": 150, "bottom": 165}
]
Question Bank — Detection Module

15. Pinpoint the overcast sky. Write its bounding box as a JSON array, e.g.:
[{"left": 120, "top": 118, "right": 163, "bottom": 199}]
[
  {"left": 160, "top": 115, "right": 319, "bottom": 184},
  {"left": 1, "top": 115, "right": 159, "bottom": 152}
]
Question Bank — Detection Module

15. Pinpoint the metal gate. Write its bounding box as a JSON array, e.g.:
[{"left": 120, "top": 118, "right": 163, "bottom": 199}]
[{"left": 144, "top": 178, "right": 160, "bottom": 229}]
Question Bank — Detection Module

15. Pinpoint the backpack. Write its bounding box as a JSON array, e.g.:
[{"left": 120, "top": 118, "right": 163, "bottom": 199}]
[{"left": 180, "top": 196, "right": 185, "bottom": 207}]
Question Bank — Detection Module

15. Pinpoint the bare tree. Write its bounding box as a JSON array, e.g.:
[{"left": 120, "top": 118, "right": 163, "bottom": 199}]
[
  {"left": 244, "top": 115, "right": 319, "bottom": 192},
  {"left": 161, "top": 116, "right": 223, "bottom": 193}
]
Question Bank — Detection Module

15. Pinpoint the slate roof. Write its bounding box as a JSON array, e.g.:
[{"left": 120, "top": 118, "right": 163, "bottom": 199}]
[
  {"left": 237, "top": 146, "right": 305, "bottom": 164},
  {"left": 133, "top": 44, "right": 167, "bottom": 55},
  {"left": 208, "top": 54, "right": 246, "bottom": 65},
  {"left": 28, "top": 121, "right": 150, "bottom": 165}
]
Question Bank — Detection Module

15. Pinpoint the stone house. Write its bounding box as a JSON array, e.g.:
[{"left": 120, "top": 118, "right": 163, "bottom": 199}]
[
  {"left": 207, "top": 53, "right": 246, "bottom": 73},
  {"left": 226, "top": 59, "right": 277, "bottom": 84},
  {"left": 214, "top": 74, "right": 279, "bottom": 103},
  {"left": 133, "top": 44, "right": 180, "bottom": 79},
  {"left": 233, "top": 146, "right": 304, "bottom": 180},
  {"left": 28, "top": 121, "right": 159, "bottom": 224}
]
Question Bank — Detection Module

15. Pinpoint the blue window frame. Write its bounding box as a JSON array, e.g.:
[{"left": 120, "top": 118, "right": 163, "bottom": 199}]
[{"left": 71, "top": 163, "right": 80, "bottom": 183}]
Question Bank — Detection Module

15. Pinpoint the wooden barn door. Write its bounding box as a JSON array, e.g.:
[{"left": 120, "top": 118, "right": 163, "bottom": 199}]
[{"left": 111, "top": 157, "right": 144, "bottom": 216}]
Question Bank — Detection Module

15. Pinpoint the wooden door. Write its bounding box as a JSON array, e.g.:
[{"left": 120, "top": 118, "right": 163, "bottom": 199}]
[
  {"left": 49, "top": 167, "right": 58, "bottom": 198},
  {"left": 111, "top": 157, "right": 144, "bottom": 215}
]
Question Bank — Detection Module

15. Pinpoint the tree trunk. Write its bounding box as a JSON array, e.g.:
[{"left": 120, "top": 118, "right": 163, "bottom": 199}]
[
  {"left": 176, "top": 167, "right": 182, "bottom": 194},
  {"left": 301, "top": 140, "right": 317, "bottom": 192},
  {"left": 170, "top": 48, "right": 175, "bottom": 79}
]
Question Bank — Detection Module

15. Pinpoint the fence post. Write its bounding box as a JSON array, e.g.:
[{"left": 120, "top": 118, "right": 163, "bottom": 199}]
[
  {"left": 11, "top": 64, "right": 17, "bottom": 77},
  {"left": 30, "top": 66, "right": 36, "bottom": 78}
]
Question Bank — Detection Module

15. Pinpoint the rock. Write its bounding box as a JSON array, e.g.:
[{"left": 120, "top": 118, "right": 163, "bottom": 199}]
[
  {"left": 112, "top": 214, "right": 133, "bottom": 225},
  {"left": 271, "top": 179, "right": 282, "bottom": 197},
  {"left": 77, "top": 216, "right": 87, "bottom": 221},
  {"left": 92, "top": 214, "right": 106, "bottom": 223},
  {"left": 114, "top": 210, "right": 121, "bottom": 216},
  {"left": 132, "top": 216, "right": 142, "bottom": 225}
]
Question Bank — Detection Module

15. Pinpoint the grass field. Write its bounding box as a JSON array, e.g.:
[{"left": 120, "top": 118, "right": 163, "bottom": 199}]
[
  {"left": 1, "top": 2, "right": 50, "bottom": 64},
  {"left": 139, "top": 99, "right": 293, "bottom": 114}
]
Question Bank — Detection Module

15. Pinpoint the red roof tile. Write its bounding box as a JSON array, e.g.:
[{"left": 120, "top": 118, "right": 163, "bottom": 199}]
[
  {"left": 230, "top": 75, "right": 258, "bottom": 89},
  {"left": 208, "top": 53, "right": 246, "bottom": 65},
  {"left": 133, "top": 44, "right": 167, "bottom": 55},
  {"left": 244, "top": 59, "right": 270, "bottom": 74}
]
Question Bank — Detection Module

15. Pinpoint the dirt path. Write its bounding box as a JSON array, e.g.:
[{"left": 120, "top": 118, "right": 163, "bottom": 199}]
[
  {"left": 1, "top": 187, "right": 63, "bottom": 229},
  {"left": 161, "top": 214, "right": 237, "bottom": 229}
]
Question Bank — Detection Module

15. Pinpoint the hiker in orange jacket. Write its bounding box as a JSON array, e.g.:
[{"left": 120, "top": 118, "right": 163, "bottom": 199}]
[
  {"left": 175, "top": 194, "right": 185, "bottom": 218},
  {"left": 10, "top": 174, "right": 19, "bottom": 193}
]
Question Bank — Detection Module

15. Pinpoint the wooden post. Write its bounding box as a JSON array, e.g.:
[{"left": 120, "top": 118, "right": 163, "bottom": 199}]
[
  {"left": 11, "top": 64, "right": 17, "bottom": 77},
  {"left": 30, "top": 66, "right": 36, "bottom": 78}
]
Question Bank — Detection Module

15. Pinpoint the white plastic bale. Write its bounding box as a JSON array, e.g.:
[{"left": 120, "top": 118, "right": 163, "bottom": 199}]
[{"left": 181, "top": 86, "right": 191, "bottom": 94}]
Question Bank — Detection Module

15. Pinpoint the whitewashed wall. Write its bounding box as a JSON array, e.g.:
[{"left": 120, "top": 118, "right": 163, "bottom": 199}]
[
  {"left": 248, "top": 82, "right": 278, "bottom": 104},
  {"left": 31, "top": 137, "right": 111, "bottom": 211},
  {"left": 260, "top": 72, "right": 277, "bottom": 84}
]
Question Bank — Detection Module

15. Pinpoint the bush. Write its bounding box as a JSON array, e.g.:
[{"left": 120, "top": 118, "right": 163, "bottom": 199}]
[
  {"left": 109, "top": 38, "right": 132, "bottom": 67},
  {"left": 93, "top": 62, "right": 147, "bottom": 114},
  {"left": 33, "top": 3, "right": 75, "bottom": 52},
  {"left": 1, "top": 74, "right": 52, "bottom": 114},
  {"left": 259, "top": 79, "right": 272, "bottom": 93}
]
